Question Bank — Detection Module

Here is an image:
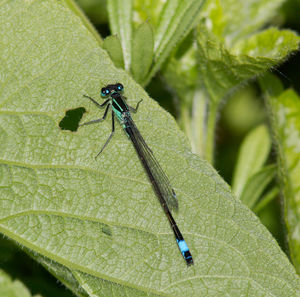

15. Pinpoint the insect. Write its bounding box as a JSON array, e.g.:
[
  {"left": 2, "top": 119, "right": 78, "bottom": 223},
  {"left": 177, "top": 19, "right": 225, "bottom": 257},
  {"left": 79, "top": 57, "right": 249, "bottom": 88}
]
[{"left": 80, "top": 83, "right": 193, "bottom": 265}]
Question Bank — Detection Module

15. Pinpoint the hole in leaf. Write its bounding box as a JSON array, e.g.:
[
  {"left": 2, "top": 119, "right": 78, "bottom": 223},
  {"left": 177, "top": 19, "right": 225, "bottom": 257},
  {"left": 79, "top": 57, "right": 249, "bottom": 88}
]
[{"left": 59, "top": 107, "right": 86, "bottom": 132}]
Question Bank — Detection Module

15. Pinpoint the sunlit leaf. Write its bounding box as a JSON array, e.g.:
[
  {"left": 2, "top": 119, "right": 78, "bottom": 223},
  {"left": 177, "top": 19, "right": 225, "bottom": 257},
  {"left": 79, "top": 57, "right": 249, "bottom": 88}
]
[
  {"left": 131, "top": 22, "right": 154, "bottom": 84},
  {"left": 103, "top": 35, "right": 125, "bottom": 69}
]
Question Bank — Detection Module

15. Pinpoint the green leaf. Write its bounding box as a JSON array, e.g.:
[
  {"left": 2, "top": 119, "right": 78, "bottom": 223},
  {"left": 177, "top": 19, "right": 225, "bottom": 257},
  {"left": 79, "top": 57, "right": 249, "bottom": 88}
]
[
  {"left": 143, "top": 0, "right": 205, "bottom": 85},
  {"left": 253, "top": 187, "right": 279, "bottom": 214},
  {"left": 232, "top": 125, "right": 272, "bottom": 198},
  {"left": 107, "top": 0, "right": 133, "bottom": 71},
  {"left": 107, "top": 0, "right": 205, "bottom": 85},
  {"left": 232, "top": 27, "right": 300, "bottom": 58},
  {"left": 160, "top": 0, "right": 299, "bottom": 162},
  {"left": 196, "top": 23, "right": 300, "bottom": 104},
  {"left": 61, "top": 0, "right": 103, "bottom": 46},
  {"left": 133, "top": 0, "right": 166, "bottom": 27},
  {"left": 131, "top": 22, "right": 154, "bottom": 84},
  {"left": 103, "top": 35, "right": 125, "bottom": 69},
  {"left": 0, "top": 269, "right": 42, "bottom": 297},
  {"left": 260, "top": 73, "right": 300, "bottom": 274},
  {"left": 196, "top": 0, "right": 300, "bottom": 103},
  {"left": 1, "top": 1, "right": 300, "bottom": 296},
  {"left": 201, "top": 0, "right": 287, "bottom": 43},
  {"left": 161, "top": 47, "right": 204, "bottom": 156},
  {"left": 162, "top": 35, "right": 198, "bottom": 103},
  {"left": 239, "top": 165, "right": 276, "bottom": 209}
]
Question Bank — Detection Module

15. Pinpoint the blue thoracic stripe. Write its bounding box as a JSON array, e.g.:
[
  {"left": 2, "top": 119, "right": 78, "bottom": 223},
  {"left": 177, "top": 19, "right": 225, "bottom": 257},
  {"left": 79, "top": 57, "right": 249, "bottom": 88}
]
[
  {"left": 177, "top": 239, "right": 189, "bottom": 253},
  {"left": 113, "top": 99, "right": 123, "bottom": 111}
]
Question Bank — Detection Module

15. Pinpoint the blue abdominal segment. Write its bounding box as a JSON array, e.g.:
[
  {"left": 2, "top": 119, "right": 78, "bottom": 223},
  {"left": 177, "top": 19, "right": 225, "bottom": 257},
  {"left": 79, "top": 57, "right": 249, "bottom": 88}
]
[{"left": 177, "top": 239, "right": 193, "bottom": 265}]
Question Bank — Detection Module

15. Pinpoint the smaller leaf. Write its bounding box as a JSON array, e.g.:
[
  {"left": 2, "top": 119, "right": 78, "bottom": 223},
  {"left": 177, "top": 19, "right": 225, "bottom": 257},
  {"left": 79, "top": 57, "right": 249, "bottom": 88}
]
[
  {"left": 240, "top": 165, "right": 276, "bottom": 208},
  {"left": 233, "top": 27, "right": 300, "bottom": 58},
  {"left": 107, "top": 0, "right": 133, "bottom": 71},
  {"left": 232, "top": 124, "right": 271, "bottom": 197},
  {"left": 143, "top": 0, "right": 205, "bottom": 85},
  {"left": 201, "top": 0, "right": 287, "bottom": 43},
  {"left": 133, "top": 0, "right": 165, "bottom": 28},
  {"left": 103, "top": 35, "right": 125, "bottom": 69},
  {"left": 196, "top": 22, "right": 300, "bottom": 104},
  {"left": 131, "top": 22, "right": 154, "bottom": 84},
  {"left": 162, "top": 33, "right": 198, "bottom": 102},
  {"left": 254, "top": 186, "right": 279, "bottom": 213},
  {"left": 260, "top": 73, "right": 300, "bottom": 274},
  {"left": 0, "top": 269, "right": 42, "bottom": 297}
]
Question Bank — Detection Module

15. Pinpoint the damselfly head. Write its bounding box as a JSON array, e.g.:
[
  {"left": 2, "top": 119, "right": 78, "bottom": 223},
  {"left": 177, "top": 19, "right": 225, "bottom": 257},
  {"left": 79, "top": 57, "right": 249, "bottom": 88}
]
[
  {"left": 115, "top": 83, "right": 124, "bottom": 92},
  {"left": 101, "top": 83, "right": 124, "bottom": 97},
  {"left": 100, "top": 87, "right": 110, "bottom": 98}
]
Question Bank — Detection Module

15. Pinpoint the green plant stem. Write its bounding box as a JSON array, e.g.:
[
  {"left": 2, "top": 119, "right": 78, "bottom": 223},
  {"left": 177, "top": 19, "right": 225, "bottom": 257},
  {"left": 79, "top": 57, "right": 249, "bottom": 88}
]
[
  {"left": 191, "top": 89, "right": 207, "bottom": 158},
  {"left": 180, "top": 90, "right": 215, "bottom": 162},
  {"left": 205, "top": 101, "right": 218, "bottom": 164},
  {"left": 180, "top": 89, "right": 207, "bottom": 159},
  {"left": 181, "top": 103, "right": 192, "bottom": 148}
]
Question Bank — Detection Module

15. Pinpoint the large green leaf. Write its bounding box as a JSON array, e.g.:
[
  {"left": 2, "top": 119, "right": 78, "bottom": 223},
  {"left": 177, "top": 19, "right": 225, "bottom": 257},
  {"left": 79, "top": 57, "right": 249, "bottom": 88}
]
[
  {"left": 260, "top": 73, "right": 300, "bottom": 274},
  {"left": 0, "top": 269, "right": 42, "bottom": 297},
  {"left": 0, "top": 1, "right": 299, "bottom": 296}
]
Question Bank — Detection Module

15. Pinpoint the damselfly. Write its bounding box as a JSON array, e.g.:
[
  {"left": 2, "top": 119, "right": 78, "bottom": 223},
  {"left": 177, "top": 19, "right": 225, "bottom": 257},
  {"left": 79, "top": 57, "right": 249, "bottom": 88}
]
[{"left": 80, "top": 83, "right": 193, "bottom": 266}]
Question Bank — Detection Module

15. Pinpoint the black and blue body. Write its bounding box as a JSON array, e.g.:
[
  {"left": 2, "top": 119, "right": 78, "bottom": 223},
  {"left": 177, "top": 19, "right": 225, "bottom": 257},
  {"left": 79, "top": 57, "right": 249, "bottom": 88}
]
[{"left": 80, "top": 83, "right": 193, "bottom": 266}]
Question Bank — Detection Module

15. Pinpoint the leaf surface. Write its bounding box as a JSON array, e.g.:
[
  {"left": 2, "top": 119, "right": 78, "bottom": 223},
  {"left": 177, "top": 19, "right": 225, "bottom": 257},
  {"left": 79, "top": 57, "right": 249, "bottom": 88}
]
[
  {"left": 131, "top": 22, "right": 154, "bottom": 84},
  {"left": 103, "top": 35, "right": 125, "bottom": 69}
]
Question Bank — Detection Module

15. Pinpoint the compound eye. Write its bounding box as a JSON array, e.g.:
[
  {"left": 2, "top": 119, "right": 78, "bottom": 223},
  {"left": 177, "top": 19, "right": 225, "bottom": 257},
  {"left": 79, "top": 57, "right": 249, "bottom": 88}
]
[
  {"left": 116, "top": 83, "right": 124, "bottom": 92},
  {"left": 101, "top": 87, "right": 110, "bottom": 97}
]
